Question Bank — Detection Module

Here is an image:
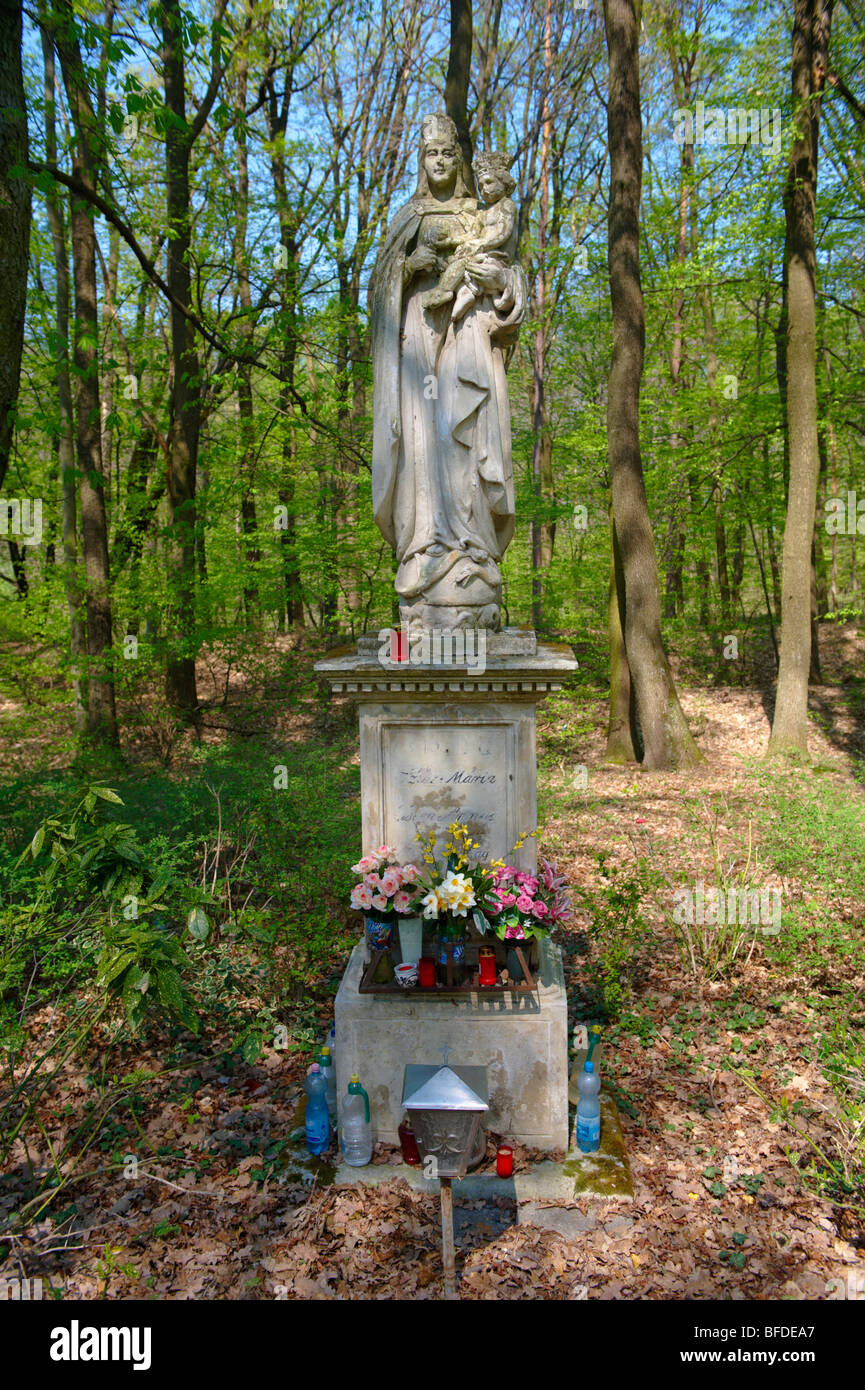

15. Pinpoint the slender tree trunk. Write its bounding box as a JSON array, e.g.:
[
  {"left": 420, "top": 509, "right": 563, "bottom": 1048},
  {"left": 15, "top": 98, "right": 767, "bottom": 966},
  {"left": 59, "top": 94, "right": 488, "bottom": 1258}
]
[
  {"left": 0, "top": 0, "right": 30, "bottom": 496},
  {"left": 53, "top": 0, "right": 118, "bottom": 745},
  {"left": 531, "top": 0, "right": 555, "bottom": 630},
  {"left": 234, "top": 47, "right": 259, "bottom": 628},
  {"left": 603, "top": 0, "right": 702, "bottom": 770},
  {"left": 41, "top": 26, "right": 86, "bottom": 732},
  {"left": 768, "top": 0, "right": 833, "bottom": 759},
  {"left": 162, "top": 0, "right": 200, "bottom": 712}
]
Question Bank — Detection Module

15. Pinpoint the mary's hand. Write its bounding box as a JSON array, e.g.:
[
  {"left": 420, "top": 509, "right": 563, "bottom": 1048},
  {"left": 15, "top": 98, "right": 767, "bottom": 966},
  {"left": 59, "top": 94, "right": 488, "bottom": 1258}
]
[
  {"left": 404, "top": 246, "right": 438, "bottom": 279},
  {"left": 464, "top": 254, "right": 507, "bottom": 294}
]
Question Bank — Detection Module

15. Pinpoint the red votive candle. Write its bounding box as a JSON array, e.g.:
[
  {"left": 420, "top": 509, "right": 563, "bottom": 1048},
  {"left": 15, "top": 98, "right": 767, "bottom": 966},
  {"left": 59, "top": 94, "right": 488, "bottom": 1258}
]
[
  {"left": 478, "top": 946, "right": 497, "bottom": 987},
  {"left": 398, "top": 1119, "right": 421, "bottom": 1166},
  {"left": 496, "top": 1144, "right": 514, "bottom": 1178},
  {"left": 418, "top": 956, "right": 436, "bottom": 988}
]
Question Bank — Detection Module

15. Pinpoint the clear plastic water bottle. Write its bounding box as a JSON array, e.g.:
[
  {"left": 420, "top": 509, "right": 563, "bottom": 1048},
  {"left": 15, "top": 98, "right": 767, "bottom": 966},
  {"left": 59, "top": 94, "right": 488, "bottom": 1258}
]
[
  {"left": 319, "top": 1045, "right": 337, "bottom": 1122},
  {"left": 340, "top": 1074, "right": 372, "bottom": 1167},
  {"left": 576, "top": 1059, "right": 601, "bottom": 1153},
  {"left": 304, "top": 1063, "right": 330, "bottom": 1155}
]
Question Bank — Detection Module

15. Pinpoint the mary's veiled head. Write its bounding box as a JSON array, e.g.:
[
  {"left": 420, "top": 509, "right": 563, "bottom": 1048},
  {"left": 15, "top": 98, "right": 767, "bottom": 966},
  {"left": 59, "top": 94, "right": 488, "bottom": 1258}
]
[{"left": 415, "top": 112, "right": 473, "bottom": 199}]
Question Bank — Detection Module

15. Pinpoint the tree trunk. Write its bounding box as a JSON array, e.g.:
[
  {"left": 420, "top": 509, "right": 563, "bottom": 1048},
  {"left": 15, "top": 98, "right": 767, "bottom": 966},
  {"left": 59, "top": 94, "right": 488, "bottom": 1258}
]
[
  {"left": 603, "top": 0, "right": 702, "bottom": 770},
  {"left": 605, "top": 505, "right": 638, "bottom": 762},
  {"left": 52, "top": 0, "right": 118, "bottom": 746},
  {"left": 41, "top": 25, "right": 86, "bottom": 732},
  {"left": 0, "top": 0, "right": 30, "bottom": 496},
  {"left": 445, "top": 0, "right": 475, "bottom": 192},
  {"left": 162, "top": 0, "right": 200, "bottom": 712},
  {"left": 531, "top": 0, "right": 555, "bottom": 630},
  {"left": 768, "top": 0, "right": 833, "bottom": 759}
]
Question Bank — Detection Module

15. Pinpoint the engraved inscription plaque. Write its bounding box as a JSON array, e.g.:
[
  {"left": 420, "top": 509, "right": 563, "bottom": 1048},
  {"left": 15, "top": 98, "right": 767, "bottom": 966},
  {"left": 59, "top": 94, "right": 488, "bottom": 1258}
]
[{"left": 381, "top": 722, "right": 514, "bottom": 860}]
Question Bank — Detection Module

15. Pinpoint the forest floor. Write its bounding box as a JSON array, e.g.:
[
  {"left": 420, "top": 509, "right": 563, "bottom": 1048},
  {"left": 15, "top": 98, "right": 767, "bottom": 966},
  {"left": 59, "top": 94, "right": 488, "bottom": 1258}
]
[{"left": 0, "top": 621, "right": 863, "bottom": 1300}]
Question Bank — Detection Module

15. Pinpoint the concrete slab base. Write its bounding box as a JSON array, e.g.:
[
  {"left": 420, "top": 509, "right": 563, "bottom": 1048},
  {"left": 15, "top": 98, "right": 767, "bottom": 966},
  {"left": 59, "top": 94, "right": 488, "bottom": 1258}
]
[{"left": 563, "top": 1083, "right": 635, "bottom": 1202}]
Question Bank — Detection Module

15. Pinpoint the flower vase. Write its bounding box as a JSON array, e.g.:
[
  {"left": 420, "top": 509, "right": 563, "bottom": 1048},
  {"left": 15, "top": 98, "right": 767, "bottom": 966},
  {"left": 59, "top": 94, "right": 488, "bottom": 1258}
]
[
  {"left": 436, "top": 926, "right": 466, "bottom": 987},
  {"left": 364, "top": 913, "right": 393, "bottom": 956},
  {"left": 506, "top": 937, "right": 538, "bottom": 983},
  {"left": 397, "top": 915, "right": 423, "bottom": 966}
]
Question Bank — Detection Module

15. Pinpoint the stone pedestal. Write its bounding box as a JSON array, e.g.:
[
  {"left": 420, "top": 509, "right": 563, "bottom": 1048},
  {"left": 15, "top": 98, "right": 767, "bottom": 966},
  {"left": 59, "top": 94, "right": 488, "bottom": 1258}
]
[
  {"left": 334, "top": 935, "right": 570, "bottom": 1149},
  {"left": 315, "top": 629, "right": 578, "bottom": 870},
  {"left": 315, "top": 629, "right": 578, "bottom": 1153}
]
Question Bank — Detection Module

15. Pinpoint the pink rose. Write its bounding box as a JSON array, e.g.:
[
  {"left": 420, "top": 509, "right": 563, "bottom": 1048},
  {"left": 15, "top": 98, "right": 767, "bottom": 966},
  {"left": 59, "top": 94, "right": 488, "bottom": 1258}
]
[
  {"left": 514, "top": 873, "right": 539, "bottom": 895},
  {"left": 374, "top": 844, "right": 395, "bottom": 862},
  {"left": 401, "top": 864, "right": 420, "bottom": 884},
  {"left": 379, "top": 868, "right": 401, "bottom": 896},
  {"left": 364, "top": 872, "right": 381, "bottom": 889},
  {"left": 494, "top": 865, "right": 516, "bottom": 885},
  {"left": 484, "top": 898, "right": 502, "bottom": 914},
  {"left": 371, "top": 894, "right": 388, "bottom": 912},
  {"left": 393, "top": 890, "right": 411, "bottom": 912},
  {"left": 531, "top": 900, "right": 549, "bottom": 919},
  {"left": 351, "top": 884, "right": 373, "bottom": 910},
  {"left": 515, "top": 893, "right": 534, "bottom": 913},
  {"left": 505, "top": 923, "right": 526, "bottom": 940},
  {"left": 497, "top": 891, "right": 516, "bottom": 907}
]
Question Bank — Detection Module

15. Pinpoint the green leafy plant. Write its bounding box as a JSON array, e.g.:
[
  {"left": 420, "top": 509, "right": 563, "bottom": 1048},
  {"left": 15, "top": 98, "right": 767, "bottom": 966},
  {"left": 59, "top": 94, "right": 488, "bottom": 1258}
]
[{"left": 576, "top": 854, "right": 652, "bottom": 1019}]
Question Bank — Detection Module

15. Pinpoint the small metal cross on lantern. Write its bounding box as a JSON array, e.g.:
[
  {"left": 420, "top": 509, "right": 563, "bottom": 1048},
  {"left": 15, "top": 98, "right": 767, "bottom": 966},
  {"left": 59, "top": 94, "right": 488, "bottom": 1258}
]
[{"left": 402, "top": 1045, "right": 489, "bottom": 1299}]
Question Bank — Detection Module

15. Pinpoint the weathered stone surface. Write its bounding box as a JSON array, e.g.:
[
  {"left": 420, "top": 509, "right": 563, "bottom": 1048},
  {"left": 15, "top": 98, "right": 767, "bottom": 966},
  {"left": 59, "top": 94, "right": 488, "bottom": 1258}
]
[
  {"left": 516, "top": 1204, "right": 598, "bottom": 1237},
  {"left": 369, "top": 113, "right": 526, "bottom": 629},
  {"left": 315, "top": 640, "right": 576, "bottom": 870},
  {"left": 334, "top": 935, "right": 570, "bottom": 1150},
  {"left": 355, "top": 627, "right": 538, "bottom": 659},
  {"left": 359, "top": 698, "right": 537, "bottom": 869},
  {"left": 332, "top": 1160, "right": 574, "bottom": 1203},
  {"left": 564, "top": 1084, "right": 635, "bottom": 1201}
]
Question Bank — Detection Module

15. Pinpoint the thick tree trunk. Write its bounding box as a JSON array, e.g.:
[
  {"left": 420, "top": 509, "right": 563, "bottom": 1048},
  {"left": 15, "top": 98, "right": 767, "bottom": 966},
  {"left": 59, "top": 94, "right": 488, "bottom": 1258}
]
[
  {"left": 0, "top": 0, "right": 30, "bottom": 496},
  {"left": 445, "top": 0, "right": 475, "bottom": 192},
  {"left": 605, "top": 507, "right": 638, "bottom": 762},
  {"left": 768, "top": 0, "right": 833, "bottom": 759},
  {"left": 603, "top": 0, "right": 702, "bottom": 770}
]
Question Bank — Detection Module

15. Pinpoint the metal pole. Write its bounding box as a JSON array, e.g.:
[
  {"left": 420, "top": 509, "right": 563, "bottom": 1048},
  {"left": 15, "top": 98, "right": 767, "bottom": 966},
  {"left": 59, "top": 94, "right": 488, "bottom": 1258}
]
[{"left": 440, "top": 1177, "right": 457, "bottom": 1299}]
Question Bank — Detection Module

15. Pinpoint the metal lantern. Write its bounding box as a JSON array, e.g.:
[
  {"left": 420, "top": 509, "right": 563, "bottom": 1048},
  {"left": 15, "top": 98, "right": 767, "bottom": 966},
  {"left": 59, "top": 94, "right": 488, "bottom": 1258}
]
[
  {"left": 402, "top": 1052, "right": 489, "bottom": 1300},
  {"left": 402, "top": 1062, "right": 489, "bottom": 1179}
]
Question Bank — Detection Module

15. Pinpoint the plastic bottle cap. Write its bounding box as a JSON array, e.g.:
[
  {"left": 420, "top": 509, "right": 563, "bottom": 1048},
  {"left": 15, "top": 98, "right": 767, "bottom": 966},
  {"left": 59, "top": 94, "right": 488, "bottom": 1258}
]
[
  {"left": 320, "top": 1047, "right": 331, "bottom": 1059},
  {"left": 349, "top": 1073, "right": 359, "bottom": 1084},
  {"left": 584, "top": 1060, "right": 594, "bottom": 1072},
  {"left": 309, "top": 1063, "right": 320, "bottom": 1072}
]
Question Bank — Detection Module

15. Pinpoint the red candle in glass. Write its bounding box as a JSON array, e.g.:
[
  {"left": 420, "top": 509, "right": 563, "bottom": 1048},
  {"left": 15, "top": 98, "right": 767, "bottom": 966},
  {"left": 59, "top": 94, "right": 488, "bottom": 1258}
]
[
  {"left": 478, "top": 946, "right": 497, "bottom": 987},
  {"left": 418, "top": 956, "right": 436, "bottom": 988},
  {"left": 398, "top": 1119, "right": 421, "bottom": 1166},
  {"left": 496, "top": 1144, "right": 514, "bottom": 1178}
]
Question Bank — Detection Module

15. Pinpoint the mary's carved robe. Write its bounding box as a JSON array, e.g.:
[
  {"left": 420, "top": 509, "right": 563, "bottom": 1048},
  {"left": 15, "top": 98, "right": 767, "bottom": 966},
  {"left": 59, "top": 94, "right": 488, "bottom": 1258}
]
[{"left": 370, "top": 192, "right": 527, "bottom": 629}]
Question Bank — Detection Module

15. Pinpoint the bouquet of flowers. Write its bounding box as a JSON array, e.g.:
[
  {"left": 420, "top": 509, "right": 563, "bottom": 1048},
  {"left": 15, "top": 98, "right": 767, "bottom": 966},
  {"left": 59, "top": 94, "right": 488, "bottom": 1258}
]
[
  {"left": 487, "top": 857, "right": 573, "bottom": 943},
  {"left": 348, "top": 845, "right": 422, "bottom": 915},
  {"left": 413, "top": 822, "right": 500, "bottom": 936}
]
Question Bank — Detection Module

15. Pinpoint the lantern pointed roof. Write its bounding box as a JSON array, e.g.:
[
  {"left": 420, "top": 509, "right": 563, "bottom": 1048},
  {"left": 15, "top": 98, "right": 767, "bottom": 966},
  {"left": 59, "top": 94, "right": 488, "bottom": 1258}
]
[{"left": 403, "top": 1064, "right": 489, "bottom": 1112}]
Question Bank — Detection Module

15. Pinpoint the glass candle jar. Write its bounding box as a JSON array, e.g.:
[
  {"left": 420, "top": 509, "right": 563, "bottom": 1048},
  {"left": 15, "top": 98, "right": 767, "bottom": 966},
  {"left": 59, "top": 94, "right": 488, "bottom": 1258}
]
[
  {"left": 398, "top": 1118, "right": 421, "bottom": 1166},
  {"left": 418, "top": 956, "right": 436, "bottom": 988},
  {"left": 478, "top": 946, "right": 497, "bottom": 987},
  {"left": 496, "top": 1144, "right": 514, "bottom": 1178}
]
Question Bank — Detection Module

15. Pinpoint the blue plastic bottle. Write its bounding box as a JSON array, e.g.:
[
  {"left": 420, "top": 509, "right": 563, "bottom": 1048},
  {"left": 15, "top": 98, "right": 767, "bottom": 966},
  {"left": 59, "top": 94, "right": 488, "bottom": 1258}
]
[
  {"left": 576, "top": 1059, "right": 601, "bottom": 1153},
  {"left": 304, "top": 1063, "right": 330, "bottom": 1155}
]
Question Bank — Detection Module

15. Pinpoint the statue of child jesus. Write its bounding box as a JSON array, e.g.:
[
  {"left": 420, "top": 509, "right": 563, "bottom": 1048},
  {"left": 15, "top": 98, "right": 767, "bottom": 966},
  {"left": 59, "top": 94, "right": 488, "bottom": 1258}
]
[{"left": 420, "top": 150, "right": 518, "bottom": 321}]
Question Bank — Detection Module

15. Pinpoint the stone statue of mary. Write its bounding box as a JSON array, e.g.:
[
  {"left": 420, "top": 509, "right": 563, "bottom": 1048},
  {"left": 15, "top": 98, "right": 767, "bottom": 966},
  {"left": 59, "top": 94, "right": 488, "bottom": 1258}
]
[{"left": 369, "top": 113, "right": 527, "bottom": 632}]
